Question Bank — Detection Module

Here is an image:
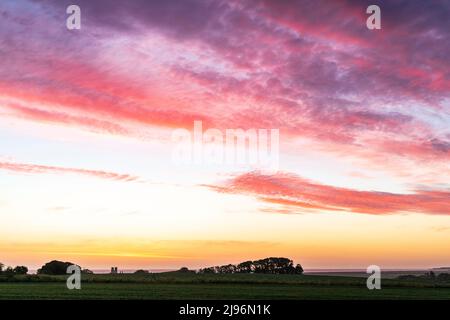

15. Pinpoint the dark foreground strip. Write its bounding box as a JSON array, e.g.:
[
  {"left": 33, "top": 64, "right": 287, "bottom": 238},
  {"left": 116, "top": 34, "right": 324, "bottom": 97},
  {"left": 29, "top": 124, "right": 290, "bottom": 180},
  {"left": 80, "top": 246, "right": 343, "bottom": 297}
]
[{"left": 1, "top": 300, "right": 449, "bottom": 318}]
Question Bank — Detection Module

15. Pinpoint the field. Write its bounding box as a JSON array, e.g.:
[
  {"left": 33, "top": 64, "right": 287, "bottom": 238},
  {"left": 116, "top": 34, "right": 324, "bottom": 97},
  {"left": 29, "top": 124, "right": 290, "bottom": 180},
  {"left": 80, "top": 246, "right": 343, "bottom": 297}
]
[{"left": 1, "top": 272, "right": 450, "bottom": 300}]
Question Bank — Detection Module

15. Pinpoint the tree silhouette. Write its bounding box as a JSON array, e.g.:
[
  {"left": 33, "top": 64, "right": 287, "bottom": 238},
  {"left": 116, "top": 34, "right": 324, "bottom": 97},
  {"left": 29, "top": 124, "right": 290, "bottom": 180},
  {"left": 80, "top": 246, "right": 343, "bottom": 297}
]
[
  {"left": 4, "top": 266, "right": 14, "bottom": 275},
  {"left": 13, "top": 266, "right": 28, "bottom": 275},
  {"left": 199, "top": 257, "right": 304, "bottom": 275},
  {"left": 82, "top": 269, "right": 94, "bottom": 274},
  {"left": 134, "top": 269, "right": 149, "bottom": 275},
  {"left": 37, "top": 260, "right": 80, "bottom": 275},
  {"left": 237, "top": 261, "right": 253, "bottom": 273}
]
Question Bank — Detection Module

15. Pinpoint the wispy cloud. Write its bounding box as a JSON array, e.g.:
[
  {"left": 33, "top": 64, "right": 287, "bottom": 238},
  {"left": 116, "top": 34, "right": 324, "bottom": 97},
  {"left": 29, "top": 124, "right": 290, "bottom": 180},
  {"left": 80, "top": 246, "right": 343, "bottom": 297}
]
[
  {"left": 206, "top": 172, "right": 450, "bottom": 216},
  {"left": 0, "top": 161, "right": 138, "bottom": 182}
]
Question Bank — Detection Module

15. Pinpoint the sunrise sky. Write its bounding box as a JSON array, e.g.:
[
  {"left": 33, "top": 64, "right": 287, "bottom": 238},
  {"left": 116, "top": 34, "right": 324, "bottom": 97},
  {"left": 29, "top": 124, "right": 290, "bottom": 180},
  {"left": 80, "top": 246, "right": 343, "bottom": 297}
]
[{"left": 0, "top": 0, "right": 449, "bottom": 271}]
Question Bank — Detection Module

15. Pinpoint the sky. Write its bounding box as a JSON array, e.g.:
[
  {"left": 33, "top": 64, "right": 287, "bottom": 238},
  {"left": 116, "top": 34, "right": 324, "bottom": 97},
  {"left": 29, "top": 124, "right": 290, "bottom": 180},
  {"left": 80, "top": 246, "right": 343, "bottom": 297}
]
[{"left": 0, "top": 0, "right": 449, "bottom": 271}]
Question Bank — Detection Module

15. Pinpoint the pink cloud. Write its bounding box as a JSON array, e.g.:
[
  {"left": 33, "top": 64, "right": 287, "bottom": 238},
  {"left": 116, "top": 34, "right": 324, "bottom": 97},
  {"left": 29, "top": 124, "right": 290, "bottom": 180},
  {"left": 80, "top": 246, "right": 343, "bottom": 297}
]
[
  {"left": 0, "top": 161, "right": 138, "bottom": 182},
  {"left": 3, "top": 103, "right": 130, "bottom": 135},
  {"left": 207, "top": 172, "right": 450, "bottom": 215}
]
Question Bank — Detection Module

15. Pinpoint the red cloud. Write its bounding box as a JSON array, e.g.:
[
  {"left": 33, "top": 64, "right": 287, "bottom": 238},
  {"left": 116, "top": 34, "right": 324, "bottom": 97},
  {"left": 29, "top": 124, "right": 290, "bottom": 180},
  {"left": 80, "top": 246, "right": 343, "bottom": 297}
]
[
  {"left": 3, "top": 103, "right": 130, "bottom": 136},
  {"left": 207, "top": 172, "right": 450, "bottom": 215},
  {"left": 0, "top": 161, "right": 138, "bottom": 182}
]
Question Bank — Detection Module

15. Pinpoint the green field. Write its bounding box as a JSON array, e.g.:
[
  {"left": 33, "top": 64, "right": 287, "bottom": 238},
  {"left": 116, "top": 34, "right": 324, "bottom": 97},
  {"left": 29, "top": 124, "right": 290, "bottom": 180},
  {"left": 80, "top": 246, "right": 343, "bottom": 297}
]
[{"left": 0, "top": 273, "right": 449, "bottom": 300}]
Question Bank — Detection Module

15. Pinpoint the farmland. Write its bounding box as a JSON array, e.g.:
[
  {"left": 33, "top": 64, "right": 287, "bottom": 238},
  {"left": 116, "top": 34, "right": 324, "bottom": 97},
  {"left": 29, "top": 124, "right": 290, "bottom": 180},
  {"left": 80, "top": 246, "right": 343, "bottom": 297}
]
[{"left": 0, "top": 272, "right": 449, "bottom": 300}]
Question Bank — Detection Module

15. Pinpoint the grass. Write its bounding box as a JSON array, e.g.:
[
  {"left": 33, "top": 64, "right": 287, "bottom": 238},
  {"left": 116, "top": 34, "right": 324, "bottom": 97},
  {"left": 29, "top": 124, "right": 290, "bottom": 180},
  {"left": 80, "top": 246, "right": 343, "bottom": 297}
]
[{"left": 0, "top": 273, "right": 449, "bottom": 300}]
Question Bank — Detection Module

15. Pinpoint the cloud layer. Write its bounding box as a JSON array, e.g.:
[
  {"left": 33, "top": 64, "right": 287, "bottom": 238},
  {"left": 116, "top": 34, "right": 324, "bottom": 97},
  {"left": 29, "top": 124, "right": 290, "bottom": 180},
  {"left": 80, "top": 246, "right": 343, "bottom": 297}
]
[
  {"left": 1, "top": 0, "right": 449, "bottom": 215},
  {"left": 1, "top": 0, "right": 448, "bottom": 162}
]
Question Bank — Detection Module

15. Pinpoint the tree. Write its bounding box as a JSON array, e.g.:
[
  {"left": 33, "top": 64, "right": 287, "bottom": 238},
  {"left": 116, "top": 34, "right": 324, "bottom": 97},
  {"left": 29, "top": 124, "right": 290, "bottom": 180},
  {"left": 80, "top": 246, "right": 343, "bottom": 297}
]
[
  {"left": 295, "top": 264, "right": 304, "bottom": 275},
  {"left": 134, "top": 269, "right": 149, "bottom": 275},
  {"left": 82, "top": 269, "right": 94, "bottom": 274},
  {"left": 252, "top": 257, "right": 294, "bottom": 274},
  {"left": 37, "top": 260, "right": 80, "bottom": 275},
  {"left": 0, "top": 262, "right": 4, "bottom": 273},
  {"left": 4, "top": 266, "right": 14, "bottom": 275},
  {"left": 218, "top": 264, "right": 236, "bottom": 274},
  {"left": 13, "top": 266, "right": 28, "bottom": 275},
  {"left": 199, "top": 267, "right": 215, "bottom": 274},
  {"left": 237, "top": 261, "right": 253, "bottom": 273}
]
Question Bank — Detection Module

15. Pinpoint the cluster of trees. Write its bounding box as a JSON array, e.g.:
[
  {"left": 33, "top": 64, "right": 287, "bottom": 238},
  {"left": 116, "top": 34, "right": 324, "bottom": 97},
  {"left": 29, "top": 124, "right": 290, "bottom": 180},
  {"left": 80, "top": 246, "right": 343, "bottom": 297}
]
[
  {"left": 37, "top": 260, "right": 92, "bottom": 275},
  {"left": 0, "top": 263, "right": 28, "bottom": 275},
  {"left": 199, "top": 257, "right": 304, "bottom": 275},
  {"left": 2, "top": 260, "right": 96, "bottom": 276},
  {"left": 37, "top": 260, "right": 78, "bottom": 275}
]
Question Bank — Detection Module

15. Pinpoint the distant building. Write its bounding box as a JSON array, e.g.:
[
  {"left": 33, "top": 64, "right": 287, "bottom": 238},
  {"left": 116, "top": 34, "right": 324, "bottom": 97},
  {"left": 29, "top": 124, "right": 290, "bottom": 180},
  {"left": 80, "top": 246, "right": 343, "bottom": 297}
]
[{"left": 110, "top": 267, "right": 118, "bottom": 274}]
